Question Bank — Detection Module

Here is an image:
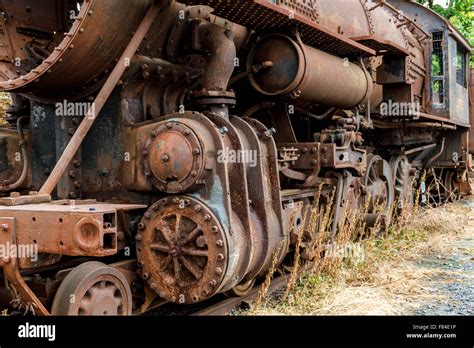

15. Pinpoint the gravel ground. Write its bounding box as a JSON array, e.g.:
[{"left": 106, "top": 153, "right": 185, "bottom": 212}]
[{"left": 412, "top": 204, "right": 474, "bottom": 316}]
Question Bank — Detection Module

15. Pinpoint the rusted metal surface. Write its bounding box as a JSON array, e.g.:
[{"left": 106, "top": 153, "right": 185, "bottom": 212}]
[
  {"left": 362, "top": 155, "right": 394, "bottom": 221},
  {"left": 0, "top": 202, "right": 146, "bottom": 263},
  {"left": 248, "top": 34, "right": 372, "bottom": 108},
  {"left": 0, "top": 0, "right": 154, "bottom": 101},
  {"left": 0, "top": 0, "right": 472, "bottom": 316},
  {"left": 184, "top": 0, "right": 376, "bottom": 57},
  {"left": 0, "top": 217, "right": 49, "bottom": 315},
  {"left": 144, "top": 121, "right": 205, "bottom": 194},
  {"left": 39, "top": 3, "right": 161, "bottom": 195}
]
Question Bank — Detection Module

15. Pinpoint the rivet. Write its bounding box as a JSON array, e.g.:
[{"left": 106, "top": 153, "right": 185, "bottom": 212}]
[
  {"left": 210, "top": 279, "right": 217, "bottom": 287},
  {"left": 194, "top": 205, "right": 202, "bottom": 212},
  {"left": 135, "top": 234, "right": 143, "bottom": 241},
  {"left": 211, "top": 226, "right": 219, "bottom": 233},
  {"left": 193, "top": 148, "right": 201, "bottom": 155},
  {"left": 216, "top": 240, "right": 223, "bottom": 247},
  {"left": 138, "top": 223, "right": 146, "bottom": 230},
  {"left": 217, "top": 253, "right": 225, "bottom": 261},
  {"left": 142, "top": 273, "right": 150, "bottom": 280},
  {"left": 215, "top": 267, "right": 223, "bottom": 275}
]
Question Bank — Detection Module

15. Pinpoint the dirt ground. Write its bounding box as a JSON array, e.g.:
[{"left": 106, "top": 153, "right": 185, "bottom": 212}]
[{"left": 249, "top": 199, "right": 474, "bottom": 316}]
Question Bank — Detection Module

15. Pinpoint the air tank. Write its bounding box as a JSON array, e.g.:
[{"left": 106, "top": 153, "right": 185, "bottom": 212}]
[{"left": 248, "top": 34, "right": 373, "bottom": 109}]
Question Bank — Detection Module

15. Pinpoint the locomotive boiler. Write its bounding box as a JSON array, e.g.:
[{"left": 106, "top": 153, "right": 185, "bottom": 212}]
[{"left": 0, "top": 0, "right": 472, "bottom": 315}]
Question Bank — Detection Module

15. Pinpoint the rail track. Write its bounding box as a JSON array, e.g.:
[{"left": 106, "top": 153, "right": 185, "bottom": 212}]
[{"left": 191, "top": 273, "right": 292, "bottom": 316}]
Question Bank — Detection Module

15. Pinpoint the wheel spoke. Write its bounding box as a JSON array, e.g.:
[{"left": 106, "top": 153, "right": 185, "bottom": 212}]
[
  {"left": 179, "top": 256, "right": 203, "bottom": 279},
  {"left": 150, "top": 243, "right": 171, "bottom": 253},
  {"left": 159, "top": 254, "right": 172, "bottom": 271},
  {"left": 173, "top": 257, "right": 181, "bottom": 282},
  {"left": 181, "top": 247, "right": 208, "bottom": 257},
  {"left": 175, "top": 214, "right": 182, "bottom": 237},
  {"left": 182, "top": 227, "right": 202, "bottom": 245},
  {"left": 159, "top": 225, "right": 174, "bottom": 246},
  {"left": 370, "top": 166, "right": 377, "bottom": 181}
]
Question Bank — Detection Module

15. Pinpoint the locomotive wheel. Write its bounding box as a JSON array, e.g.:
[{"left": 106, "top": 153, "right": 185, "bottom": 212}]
[
  {"left": 444, "top": 171, "right": 460, "bottom": 202},
  {"left": 390, "top": 155, "right": 413, "bottom": 210},
  {"left": 363, "top": 155, "right": 394, "bottom": 230},
  {"left": 51, "top": 262, "right": 132, "bottom": 316},
  {"left": 224, "top": 279, "right": 256, "bottom": 297}
]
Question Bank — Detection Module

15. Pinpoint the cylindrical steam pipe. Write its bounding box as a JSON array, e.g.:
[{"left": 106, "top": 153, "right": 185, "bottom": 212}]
[{"left": 248, "top": 35, "right": 373, "bottom": 109}]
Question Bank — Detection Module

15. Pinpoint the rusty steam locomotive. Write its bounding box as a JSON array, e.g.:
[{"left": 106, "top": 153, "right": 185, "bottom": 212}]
[{"left": 0, "top": 0, "right": 472, "bottom": 315}]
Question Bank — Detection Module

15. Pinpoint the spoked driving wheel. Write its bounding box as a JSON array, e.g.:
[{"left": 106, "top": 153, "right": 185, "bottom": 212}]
[
  {"left": 51, "top": 261, "right": 133, "bottom": 316},
  {"left": 444, "top": 171, "right": 460, "bottom": 202},
  {"left": 390, "top": 155, "right": 413, "bottom": 210},
  {"left": 363, "top": 155, "right": 394, "bottom": 231}
]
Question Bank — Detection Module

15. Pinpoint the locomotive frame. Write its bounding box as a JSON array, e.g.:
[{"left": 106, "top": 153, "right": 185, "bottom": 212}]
[{"left": 0, "top": 0, "right": 472, "bottom": 315}]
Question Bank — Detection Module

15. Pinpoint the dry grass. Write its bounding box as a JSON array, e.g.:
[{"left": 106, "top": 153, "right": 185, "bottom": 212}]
[{"left": 245, "top": 191, "right": 473, "bottom": 316}]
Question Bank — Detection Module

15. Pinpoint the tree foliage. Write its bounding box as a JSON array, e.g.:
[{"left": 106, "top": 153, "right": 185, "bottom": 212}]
[{"left": 417, "top": 0, "right": 473, "bottom": 65}]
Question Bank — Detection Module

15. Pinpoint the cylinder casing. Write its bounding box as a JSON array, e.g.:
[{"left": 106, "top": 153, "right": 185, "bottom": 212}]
[{"left": 248, "top": 35, "right": 372, "bottom": 109}]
